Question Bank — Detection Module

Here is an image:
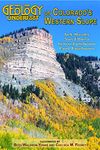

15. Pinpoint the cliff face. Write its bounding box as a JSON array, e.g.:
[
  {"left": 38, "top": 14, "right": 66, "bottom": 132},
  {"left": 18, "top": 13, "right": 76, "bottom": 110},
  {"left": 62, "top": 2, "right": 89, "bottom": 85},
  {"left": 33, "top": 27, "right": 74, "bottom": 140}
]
[
  {"left": 0, "top": 28, "right": 65, "bottom": 87},
  {"left": 0, "top": 28, "right": 92, "bottom": 102}
]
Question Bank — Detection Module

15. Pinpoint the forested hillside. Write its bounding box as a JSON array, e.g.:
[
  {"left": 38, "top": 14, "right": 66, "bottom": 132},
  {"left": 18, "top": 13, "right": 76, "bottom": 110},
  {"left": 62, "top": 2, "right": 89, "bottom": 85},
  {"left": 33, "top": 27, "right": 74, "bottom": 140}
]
[
  {"left": 0, "top": 80, "right": 100, "bottom": 149},
  {"left": 57, "top": 53, "right": 100, "bottom": 108}
]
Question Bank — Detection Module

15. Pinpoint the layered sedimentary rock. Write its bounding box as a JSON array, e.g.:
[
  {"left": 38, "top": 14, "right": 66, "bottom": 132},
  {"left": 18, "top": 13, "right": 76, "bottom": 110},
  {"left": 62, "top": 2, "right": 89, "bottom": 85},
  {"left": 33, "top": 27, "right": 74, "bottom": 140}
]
[
  {"left": 0, "top": 28, "right": 92, "bottom": 102},
  {"left": 0, "top": 28, "right": 65, "bottom": 86}
]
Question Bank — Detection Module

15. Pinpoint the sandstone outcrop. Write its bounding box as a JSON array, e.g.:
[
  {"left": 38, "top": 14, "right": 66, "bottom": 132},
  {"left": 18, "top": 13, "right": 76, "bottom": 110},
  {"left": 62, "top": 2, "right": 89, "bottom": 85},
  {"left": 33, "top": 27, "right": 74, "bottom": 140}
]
[{"left": 0, "top": 28, "right": 92, "bottom": 102}]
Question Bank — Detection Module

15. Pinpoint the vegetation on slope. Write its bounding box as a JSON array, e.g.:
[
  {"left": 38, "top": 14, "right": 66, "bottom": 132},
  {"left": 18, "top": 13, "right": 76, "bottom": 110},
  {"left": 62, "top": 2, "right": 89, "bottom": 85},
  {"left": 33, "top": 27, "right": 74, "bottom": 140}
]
[
  {"left": 0, "top": 80, "right": 100, "bottom": 149},
  {"left": 56, "top": 53, "right": 100, "bottom": 107}
]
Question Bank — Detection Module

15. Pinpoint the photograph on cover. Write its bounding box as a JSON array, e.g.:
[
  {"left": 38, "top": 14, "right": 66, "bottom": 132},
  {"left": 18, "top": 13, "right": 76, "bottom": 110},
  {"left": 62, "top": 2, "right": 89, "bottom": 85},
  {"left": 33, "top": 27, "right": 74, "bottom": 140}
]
[{"left": 0, "top": 0, "right": 100, "bottom": 149}]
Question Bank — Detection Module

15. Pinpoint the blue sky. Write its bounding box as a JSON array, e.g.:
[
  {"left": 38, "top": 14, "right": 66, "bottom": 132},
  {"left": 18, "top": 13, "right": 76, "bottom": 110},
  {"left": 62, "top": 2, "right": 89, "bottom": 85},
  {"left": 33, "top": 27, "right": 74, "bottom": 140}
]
[{"left": 0, "top": 1, "right": 100, "bottom": 57}]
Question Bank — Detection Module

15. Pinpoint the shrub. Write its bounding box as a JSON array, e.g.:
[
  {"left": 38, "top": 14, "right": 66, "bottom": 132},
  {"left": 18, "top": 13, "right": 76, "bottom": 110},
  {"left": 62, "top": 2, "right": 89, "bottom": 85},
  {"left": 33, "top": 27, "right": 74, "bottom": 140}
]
[{"left": 0, "top": 132, "right": 12, "bottom": 149}]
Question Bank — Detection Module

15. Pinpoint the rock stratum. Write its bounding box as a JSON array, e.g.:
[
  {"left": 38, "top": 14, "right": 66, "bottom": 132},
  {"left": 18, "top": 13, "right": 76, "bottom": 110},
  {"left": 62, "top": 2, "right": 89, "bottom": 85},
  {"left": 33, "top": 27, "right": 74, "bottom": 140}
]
[{"left": 0, "top": 27, "right": 92, "bottom": 102}]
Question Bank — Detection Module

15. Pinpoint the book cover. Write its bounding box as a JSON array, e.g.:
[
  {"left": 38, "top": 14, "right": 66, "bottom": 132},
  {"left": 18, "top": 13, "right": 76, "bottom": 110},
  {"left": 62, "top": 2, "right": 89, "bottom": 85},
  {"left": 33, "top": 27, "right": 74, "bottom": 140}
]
[{"left": 0, "top": 0, "right": 100, "bottom": 149}]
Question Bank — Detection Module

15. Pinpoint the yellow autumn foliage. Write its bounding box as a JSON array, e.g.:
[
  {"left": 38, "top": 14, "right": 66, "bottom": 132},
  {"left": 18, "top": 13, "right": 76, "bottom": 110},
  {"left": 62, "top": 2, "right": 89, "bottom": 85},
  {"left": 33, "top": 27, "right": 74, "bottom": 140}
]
[
  {"left": 0, "top": 36, "right": 14, "bottom": 43},
  {"left": 88, "top": 126, "right": 94, "bottom": 132},
  {"left": 87, "top": 136, "right": 100, "bottom": 150},
  {"left": 0, "top": 80, "right": 100, "bottom": 149},
  {"left": 0, "top": 92, "right": 4, "bottom": 101},
  {"left": 34, "top": 80, "right": 100, "bottom": 119}
]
